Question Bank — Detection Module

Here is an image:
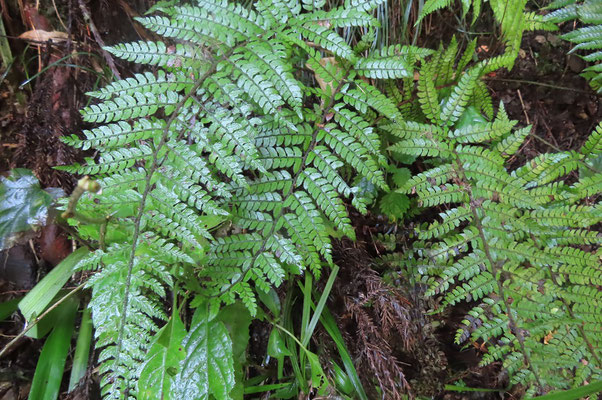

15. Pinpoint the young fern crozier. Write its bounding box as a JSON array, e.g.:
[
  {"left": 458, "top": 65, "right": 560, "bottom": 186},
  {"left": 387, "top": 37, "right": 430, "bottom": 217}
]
[{"left": 60, "top": 0, "right": 426, "bottom": 397}]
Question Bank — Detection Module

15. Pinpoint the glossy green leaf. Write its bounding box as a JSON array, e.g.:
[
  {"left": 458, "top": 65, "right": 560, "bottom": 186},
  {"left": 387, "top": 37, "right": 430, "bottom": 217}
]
[
  {"left": 218, "top": 302, "right": 252, "bottom": 400},
  {"left": 0, "top": 169, "right": 60, "bottom": 249},
  {"left": 454, "top": 105, "right": 487, "bottom": 130},
  {"left": 257, "top": 288, "right": 281, "bottom": 317},
  {"left": 171, "top": 300, "right": 235, "bottom": 399},
  {"left": 0, "top": 297, "right": 21, "bottom": 321},
  {"left": 19, "top": 247, "right": 89, "bottom": 338},
  {"left": 68, "top": 307, "right": 93, "bottom": 392},
  {"left": 268, "top": 328, "right": 292, "bottom": 358},
  {"left": 139, "top": 312, "right": 187, "bottom": 400}
]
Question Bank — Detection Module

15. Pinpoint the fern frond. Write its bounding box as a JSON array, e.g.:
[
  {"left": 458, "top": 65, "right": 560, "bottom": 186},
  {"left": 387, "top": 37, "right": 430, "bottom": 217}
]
[
  {"left": 547, "top": 1, "right": 602, "bottom": 92},
  {"left": 88, "top": 71, "right": 194, "bottom": 100},
  {"left": 354, "top": 57, "right": 412, "bottom": 79},
  {"left": 293, "top": 23, "right": 356, "bottom": 61},
  {"left": 440, "top": 67, "right": 481, "bottom": 125},
  {"left": 417, "top": 0, "right": 453, "bottom": 22},
  {"left": 417, "top": 62, "right": 442, "bottom": 124},
  {"left": 62, "top": 0, "right": 431, "bottom": 397},
  {"left": 342, "top": 79, "right": 401, "bottom": 121},
  {"left": 387, "top": 49, "right": 602, "bottom": 393},
  {"left": 344, "top": 0, "right": 386, "bottom": 12},
  {"left": 104, "top": 41, "right": 207, "bottom": 69}
]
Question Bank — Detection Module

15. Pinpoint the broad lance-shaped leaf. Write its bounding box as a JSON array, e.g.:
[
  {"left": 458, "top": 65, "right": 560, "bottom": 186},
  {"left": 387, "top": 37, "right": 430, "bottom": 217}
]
[
  {"left": 171, "top": 300, "right": 235, "bottom": 399},
  {"left": 217, "top": 303, "right": 252, "bottom": 399},
  {"left": 138, "top": 313, "right": 187, "bottom": 400}
]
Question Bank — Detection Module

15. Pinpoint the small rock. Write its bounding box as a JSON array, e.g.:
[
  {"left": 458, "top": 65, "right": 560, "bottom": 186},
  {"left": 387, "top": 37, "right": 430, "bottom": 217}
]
[
  {"left": 534, "top": 35, "right": 547, "bottom": 44},
  {"left": 0, "top": 245, "right": 36, "bottom": 290},
  {"left": 547, "top": 33, "right": 562, "bottom": 47},
  {"left": 567, "top": 55, "right": 585, "bottom": 73}
]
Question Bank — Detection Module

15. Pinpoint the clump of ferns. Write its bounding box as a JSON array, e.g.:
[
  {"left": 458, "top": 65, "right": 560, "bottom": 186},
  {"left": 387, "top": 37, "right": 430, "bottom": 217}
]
[{"left": 381, "top": 42, "right": 602, "bottom": 394}]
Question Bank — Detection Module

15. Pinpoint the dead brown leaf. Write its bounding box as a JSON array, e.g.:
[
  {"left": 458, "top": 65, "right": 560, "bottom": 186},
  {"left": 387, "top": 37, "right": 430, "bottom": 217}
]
[{"left": 18, "top": 29, "right": 68, "bottom": 45}]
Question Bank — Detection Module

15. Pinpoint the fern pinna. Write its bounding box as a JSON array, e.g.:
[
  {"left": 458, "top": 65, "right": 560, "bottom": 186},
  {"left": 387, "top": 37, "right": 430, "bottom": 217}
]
[
  {"left": 386, "top": 48, "right": 602, "bottom": 395},
  {"left": 59, "top": 0, "right": 426, "bottom": 397}
]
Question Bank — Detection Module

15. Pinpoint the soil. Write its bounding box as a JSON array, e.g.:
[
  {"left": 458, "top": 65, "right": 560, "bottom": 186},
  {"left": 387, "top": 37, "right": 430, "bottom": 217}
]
[
  {"left": 488, "top": 31, "right": 602, "bottom": 163},
  {"left": 0, "top": 1, "right": 599, "bottom": 399},
  {"left": 0, "top": 0, "right": 148, "bottom": 398}
]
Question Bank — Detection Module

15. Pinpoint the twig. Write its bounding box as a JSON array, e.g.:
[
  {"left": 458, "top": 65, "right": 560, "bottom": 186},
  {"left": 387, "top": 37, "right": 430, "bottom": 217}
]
[
  {"left": 516, "top": 89, "right": 530, "bottom": 124},
  {"left": 485, "top": 77, "right": 591, "bottom": 94},
  {"left": 77, "top": 0, "right": 120, "bottom": 79},
  {"left": 0, "top": 282, "right": 86, "bottom": 359},
  {"left": 62, "top": 176, "right": 100, "bottom": 219},
  {"left": 51, "top": 0, "right": 68, "bottom": 32}
]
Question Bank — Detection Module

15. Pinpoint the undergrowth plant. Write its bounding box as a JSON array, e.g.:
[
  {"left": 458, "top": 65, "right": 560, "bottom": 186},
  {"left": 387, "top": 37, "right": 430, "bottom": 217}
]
[
  {"left": 418, "top": 0, "right": 556, "bottom": 66},
  {"left": 57, "top": 0, "right": 431, "bottom": 397},
  {"left": 545, "top": 0, "right": 602, "bottom": 93},
  {"left": 386, "top": 44, "right": 602, "bottom": 395}
]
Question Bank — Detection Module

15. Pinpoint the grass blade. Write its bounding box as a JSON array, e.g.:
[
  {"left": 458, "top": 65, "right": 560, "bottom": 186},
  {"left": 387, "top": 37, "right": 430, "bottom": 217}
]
[
  {"left": 68, "top": 307, "right": 93, "bottom": 392},
  {"left": 19, "top": 247, "right": 88, "bottom": 338},
  {"left": 317, "top": 304, "right": 368, "bottom": 400},
  {"left": 532, "top": 381, "right": 602, "bottom": 400},
  {"left": 28, "top": 297, "right": 79, "bottom": 400}
]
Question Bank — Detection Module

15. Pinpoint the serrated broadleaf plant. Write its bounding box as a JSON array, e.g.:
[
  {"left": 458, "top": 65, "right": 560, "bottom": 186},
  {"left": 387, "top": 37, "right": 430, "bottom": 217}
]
[{"left": 58, "top": 0, "right": 430, "bottom": 397}]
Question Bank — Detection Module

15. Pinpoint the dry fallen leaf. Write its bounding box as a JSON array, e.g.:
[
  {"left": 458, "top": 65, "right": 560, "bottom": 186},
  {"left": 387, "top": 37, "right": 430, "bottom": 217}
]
[
  {"left": 543, "top": 331, "right": 555, "bottom": 344},
  {"left": 306, "top": 56, "right": 338, "bottom": 98},
  {"left": 18, "top": 29, "right": 68, "bottom": 45}
]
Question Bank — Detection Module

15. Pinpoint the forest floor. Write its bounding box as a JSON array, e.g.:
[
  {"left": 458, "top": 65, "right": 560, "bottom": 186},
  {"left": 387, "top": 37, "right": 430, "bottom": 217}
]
[{"left": 0, "top": 1, "right": 600, "bottom": 399}]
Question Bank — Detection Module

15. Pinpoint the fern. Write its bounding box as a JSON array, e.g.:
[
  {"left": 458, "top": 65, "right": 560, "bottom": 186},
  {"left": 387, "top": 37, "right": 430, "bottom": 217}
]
[
  {"left": 417, "top": 0, "right": 557, "bottom": 68},
  {"left": 60, "top": 0, "right": 429, "bottom": 397},
  {"left": 387, "top": 48, "right": 602, "bottom": 395},
  {"left": 546, "top": 0, "right": 602, "bottom": 93}
]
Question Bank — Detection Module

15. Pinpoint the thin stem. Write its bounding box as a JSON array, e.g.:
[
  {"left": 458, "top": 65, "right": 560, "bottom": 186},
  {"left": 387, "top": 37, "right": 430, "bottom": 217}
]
[
  {"left": 78, "top": 0, "right": 121, "bottom": 79},
  {"left": 62, "top": 176, "right": 101, "bottom": 220},
  {"left": 0, "top": 282, "right": 85, "bottom": 359},
  {"left": 484, "top": 77, "right": 592, "bottom": 94}
]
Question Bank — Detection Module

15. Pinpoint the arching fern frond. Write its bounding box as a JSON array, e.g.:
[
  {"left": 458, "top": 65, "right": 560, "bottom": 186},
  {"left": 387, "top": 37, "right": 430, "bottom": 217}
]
[
  {"left": 388, "top": 54, "right": 602, "bottom": 395},
  {"left": 62, "top": 1, "right": 425, "bottom": 397}
]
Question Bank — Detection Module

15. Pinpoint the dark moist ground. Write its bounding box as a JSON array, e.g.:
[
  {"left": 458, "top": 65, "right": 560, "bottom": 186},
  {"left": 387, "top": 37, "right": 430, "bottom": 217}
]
[{"left": 0, "top": 1, "right": 600, "bottom": 398}]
